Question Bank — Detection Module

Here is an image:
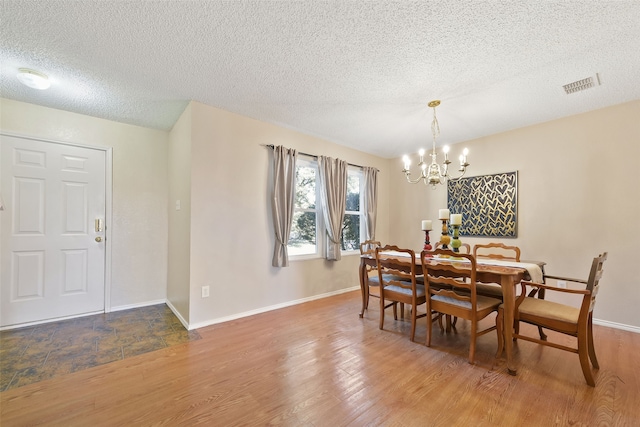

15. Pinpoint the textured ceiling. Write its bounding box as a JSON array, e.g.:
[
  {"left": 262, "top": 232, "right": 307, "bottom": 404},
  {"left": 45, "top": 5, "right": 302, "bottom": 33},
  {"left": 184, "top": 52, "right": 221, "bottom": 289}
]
[{"left": 1, "top": 1, "right": 639, "bottom": 158}]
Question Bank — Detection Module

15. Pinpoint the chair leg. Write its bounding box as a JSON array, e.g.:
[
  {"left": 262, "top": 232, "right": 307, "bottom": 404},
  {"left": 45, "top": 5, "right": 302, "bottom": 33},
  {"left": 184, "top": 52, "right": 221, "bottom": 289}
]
[
  {"left": 379, "top": 297, "right": 385, "bottom": 330},
  {"left": 587, "top": 314, "right": 600, "bottom": 369},
  {"left": 393, "top": 302, "right": 398, "bottom": 320},
  {"left": 578, "top": 326, "right": 596, "bottom": 387},
  {"left": 495, "top": 307, "right": 504, "bottom": 358},
  {"left": 410, "top": 306, "right": 417, "bottom": 342},
  {"left": 426, "top": 304, "right": 433, "bottom": 347},
  {"left": 537, "top": 326, "right": 547, "bottom": 341},
  {"left": 468, "top": 320, "right": 477, "bottom": 364}
]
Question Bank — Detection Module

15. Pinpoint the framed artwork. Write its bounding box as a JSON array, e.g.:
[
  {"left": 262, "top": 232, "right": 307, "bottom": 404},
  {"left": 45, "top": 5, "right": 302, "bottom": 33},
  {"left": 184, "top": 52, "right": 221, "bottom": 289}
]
[{"left": 447, "top": 171, "right": 518, "bottom": 237}]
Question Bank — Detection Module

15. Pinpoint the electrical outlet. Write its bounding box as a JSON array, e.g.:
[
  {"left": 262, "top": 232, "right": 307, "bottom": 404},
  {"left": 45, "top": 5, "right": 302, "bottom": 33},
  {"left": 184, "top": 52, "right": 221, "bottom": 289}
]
[
  {"left": 201, "top": 285, "right": 210, "bottom": 298},
  {"left": 557, "top": 280, "right": 567, "bottom": 288}
]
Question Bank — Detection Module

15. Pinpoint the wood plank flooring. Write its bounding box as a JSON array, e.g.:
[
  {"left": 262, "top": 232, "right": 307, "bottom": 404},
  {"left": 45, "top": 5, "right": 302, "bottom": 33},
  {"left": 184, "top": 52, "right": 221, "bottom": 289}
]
[{"left": 1, "top": 290, "right": 638, "bottom": 426}]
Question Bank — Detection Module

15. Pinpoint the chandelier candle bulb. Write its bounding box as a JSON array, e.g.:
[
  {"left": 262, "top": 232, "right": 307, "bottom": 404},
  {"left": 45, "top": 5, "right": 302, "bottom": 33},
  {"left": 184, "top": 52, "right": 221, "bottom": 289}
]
[
  {"left": 439, "top": 209, "right": 450, "bottom": 220},
  {"left": 421, "top": 220, "right": 432, "bottom": 231},
  {"left": 450, "top": 214, "right": 462, "bottom": 225}
]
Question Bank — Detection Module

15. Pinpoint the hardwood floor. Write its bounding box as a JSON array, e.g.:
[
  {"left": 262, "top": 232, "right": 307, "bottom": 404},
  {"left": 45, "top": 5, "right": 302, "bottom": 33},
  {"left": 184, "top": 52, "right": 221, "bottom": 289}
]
[{"left": 1, "top": 290, "right": 638, "bottom": 426}]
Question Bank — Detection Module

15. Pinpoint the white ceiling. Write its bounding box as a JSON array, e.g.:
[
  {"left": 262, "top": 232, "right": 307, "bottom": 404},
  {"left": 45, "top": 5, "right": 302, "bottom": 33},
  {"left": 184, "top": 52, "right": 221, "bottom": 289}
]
[{"left": 1, "top": 1, "right": 639, "bottom": 158}]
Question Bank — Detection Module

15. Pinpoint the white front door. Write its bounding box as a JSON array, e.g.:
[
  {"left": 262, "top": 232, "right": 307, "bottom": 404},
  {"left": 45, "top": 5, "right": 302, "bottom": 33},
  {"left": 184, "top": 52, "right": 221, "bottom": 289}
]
[{"left": 1, "top": 134, "right": 106, "bottom": 327}]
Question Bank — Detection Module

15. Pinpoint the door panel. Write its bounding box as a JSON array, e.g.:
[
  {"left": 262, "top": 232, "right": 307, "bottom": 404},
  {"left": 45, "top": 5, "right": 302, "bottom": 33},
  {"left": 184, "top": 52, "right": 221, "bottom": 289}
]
[{"left": 1, "top": 134, "right": 106, "bottom": 327}]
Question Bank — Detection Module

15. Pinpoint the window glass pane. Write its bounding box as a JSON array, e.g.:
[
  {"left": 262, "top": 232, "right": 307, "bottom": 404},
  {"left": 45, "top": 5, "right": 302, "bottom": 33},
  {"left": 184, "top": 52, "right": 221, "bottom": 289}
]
[
  {"left": 345, "top": 172, "right": 360, "bottom": 211},
  {"left": 341, "top": 213, "right": 360, "bottom": 251},
  {"left": 295, "top": 165, "right": 316, "bottom": 210},
  {"left": 288, "top": 211, "right": 317, "bottom": 255}
]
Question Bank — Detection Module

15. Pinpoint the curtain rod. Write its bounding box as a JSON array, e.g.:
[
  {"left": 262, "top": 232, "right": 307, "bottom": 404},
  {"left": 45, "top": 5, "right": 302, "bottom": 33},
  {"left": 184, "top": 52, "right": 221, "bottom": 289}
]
[{"left": 262, "top": 144, "right": 378, "bottom": 171}]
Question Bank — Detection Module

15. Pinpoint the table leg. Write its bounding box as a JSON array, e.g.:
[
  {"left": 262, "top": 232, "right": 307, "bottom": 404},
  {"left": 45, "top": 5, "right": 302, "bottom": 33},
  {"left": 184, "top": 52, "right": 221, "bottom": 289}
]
[
  {"left": 359, "top": 258, "right": 368, "bottom": 318},
  {"left": 502, "top": 275, "right": 517, "bottom": 375}
]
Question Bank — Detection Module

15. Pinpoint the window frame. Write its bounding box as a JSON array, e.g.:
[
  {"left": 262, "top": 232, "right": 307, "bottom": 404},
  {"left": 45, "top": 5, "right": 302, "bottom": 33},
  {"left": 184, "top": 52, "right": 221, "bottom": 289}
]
[
  {"left": 287, "top": 158, "right": 365, "bottom": 261},
  {"left": 287, "top": 156, "right": 323, "bottom": 260},
  {"left": 341, "top": 166, "right": 365, "bottom": 255}
]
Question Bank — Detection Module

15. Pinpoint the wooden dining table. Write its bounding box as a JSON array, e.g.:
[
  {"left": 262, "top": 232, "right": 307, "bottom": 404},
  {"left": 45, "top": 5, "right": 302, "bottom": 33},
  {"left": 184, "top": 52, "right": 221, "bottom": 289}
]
[{"left": 359, "top": 252, "right": 544, "bottom": 375}]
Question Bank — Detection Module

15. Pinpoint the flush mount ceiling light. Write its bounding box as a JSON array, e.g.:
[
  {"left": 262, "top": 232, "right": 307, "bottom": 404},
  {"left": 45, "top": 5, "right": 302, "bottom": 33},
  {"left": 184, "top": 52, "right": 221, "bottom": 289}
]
[{"left": 16, "top": 68, "right": 51, "bottom": 90}]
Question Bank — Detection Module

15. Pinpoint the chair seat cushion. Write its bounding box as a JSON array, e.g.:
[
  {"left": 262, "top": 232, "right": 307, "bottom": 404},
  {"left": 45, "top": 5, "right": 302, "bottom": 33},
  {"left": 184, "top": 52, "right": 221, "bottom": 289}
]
[
  {"left": 385, "top": 283, "right": 426, "bottom": 298},
  {"left": 367, "top": 274, "right": 405, "bottom": 286},
  {"left": 518, "top": 297, "right": 580, "bottom": 324},
  {"left": 432, "top": 293, "right": 501, "bottom": 310}
]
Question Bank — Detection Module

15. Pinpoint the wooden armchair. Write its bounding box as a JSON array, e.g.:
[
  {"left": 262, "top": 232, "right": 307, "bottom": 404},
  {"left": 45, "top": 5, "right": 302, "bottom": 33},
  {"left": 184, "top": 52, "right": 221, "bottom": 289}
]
[
  {"left": 496, "top": 253, "right": 607, "bottom": 386},
  {"left": 375, "top": 245, "right": 427, "bottom": 342},
  {"left": 422, "top": 250, "right": 502, "bottom": 364}
]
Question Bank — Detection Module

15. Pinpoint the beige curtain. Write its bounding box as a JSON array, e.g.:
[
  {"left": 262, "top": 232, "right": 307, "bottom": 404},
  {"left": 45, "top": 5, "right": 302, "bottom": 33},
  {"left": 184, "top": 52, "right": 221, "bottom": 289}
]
[
  {"left": 271, "top": 145, "right": 298, "bottom": 267},
  {"left": 318, "top": 156, "right": 347, "bottom": 260},
  {"left": 363, "top": 166, "right": 378, "bottom": 240}
]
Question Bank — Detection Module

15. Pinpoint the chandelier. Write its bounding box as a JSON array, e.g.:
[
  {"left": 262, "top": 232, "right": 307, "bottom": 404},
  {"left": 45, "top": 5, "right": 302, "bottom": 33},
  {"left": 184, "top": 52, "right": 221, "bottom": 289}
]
[{"left": 402, "top": 100, "right": 469, "bottom": 188}]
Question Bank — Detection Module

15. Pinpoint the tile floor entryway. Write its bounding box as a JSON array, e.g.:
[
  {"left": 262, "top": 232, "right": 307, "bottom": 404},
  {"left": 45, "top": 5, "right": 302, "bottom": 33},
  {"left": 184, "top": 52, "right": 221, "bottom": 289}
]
[{"left": 0, "top": 304, "right": 200, "bottom": 391}]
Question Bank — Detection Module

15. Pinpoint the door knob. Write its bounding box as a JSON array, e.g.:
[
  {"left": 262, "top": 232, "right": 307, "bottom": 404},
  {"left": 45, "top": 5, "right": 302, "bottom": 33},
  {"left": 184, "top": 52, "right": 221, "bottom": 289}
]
[{"left": 95, "top": 236, "right": 103, "bottom": 242}]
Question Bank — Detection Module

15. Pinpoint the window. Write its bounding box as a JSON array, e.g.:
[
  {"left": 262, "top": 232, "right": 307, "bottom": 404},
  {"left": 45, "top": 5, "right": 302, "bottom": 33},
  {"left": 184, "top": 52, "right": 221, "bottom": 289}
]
[
  {"left": 342, "top": 167, "right": 363, "bottom": 252},
  {"left": 287, "top": 158, "right": 364, "bottom": 258},
  {"left": 288, "top": 158, "right": 318, "bottom": 256}
]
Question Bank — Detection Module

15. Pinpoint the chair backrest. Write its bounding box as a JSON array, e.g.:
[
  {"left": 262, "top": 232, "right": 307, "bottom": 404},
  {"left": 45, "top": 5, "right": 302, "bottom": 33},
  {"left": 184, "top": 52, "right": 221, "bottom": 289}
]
[
  {"left": 360, "top": 240, "right": 381, "bottom": 255},
  {"left": 375, "top": 245, "right": 418, "bottom": 298},
  {"left": 586, "top": 252, "right": 607, "bottom": 312},
  {"left": 435, "top": 241, "right": 471, "bottom": 254},
  {"left": 473, "top": 242, "right": 520, "bottom": 261},
  {"left": 422, "top": 249, "right": 478, "bottom": 307}
]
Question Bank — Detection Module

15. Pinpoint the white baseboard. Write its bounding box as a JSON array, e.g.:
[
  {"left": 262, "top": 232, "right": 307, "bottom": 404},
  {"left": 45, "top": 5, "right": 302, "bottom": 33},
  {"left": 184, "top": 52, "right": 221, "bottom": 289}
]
[
  {"left": 593, "top": 318, "right": 640, "bottom": 334},
  {"left": 165, "top": 299, "right": 189, "bottom": 330},
  {"left": 187, "top": 286, "right": 360, "bottom": 331}
]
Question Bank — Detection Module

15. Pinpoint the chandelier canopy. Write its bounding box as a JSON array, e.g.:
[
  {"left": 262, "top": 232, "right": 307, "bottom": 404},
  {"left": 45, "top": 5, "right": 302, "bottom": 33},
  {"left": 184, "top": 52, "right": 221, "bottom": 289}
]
[{"left": 402, "top": 100, "right": 469, "bottom": 188}]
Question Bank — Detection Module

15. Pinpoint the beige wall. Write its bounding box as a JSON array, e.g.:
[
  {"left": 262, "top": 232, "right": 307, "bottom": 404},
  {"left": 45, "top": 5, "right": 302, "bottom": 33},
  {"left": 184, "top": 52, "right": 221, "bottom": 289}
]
[
  {"left": 167, "top": 103, "right": 192, "bottom": 323},
  {"left": 3, "top": 96, "right": 638, "bottom": 331},
  {"left": 0, "top": 98, "right": 169, "bottom": 308},
  {"left": 186, "top": 101, "right": 391, "bottom": 327},
  {"left": 391, "top": 100, "right": 640, "bottom": 329}
]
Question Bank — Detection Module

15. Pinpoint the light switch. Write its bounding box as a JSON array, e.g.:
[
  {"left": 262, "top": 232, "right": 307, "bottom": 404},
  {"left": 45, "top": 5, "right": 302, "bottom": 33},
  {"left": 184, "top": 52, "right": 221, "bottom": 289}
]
[{"left": 175, "top": 200, "right": 181, "bottom": 211}]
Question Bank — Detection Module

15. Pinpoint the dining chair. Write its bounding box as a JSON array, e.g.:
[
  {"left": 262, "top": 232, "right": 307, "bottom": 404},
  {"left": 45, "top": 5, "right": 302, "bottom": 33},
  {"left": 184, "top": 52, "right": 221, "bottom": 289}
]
[
  {"left": 375, "top": 245, "right": 428, "bottom": 342},
  {"left": 435, "top": 241, "right": 471, "bottom": 254},
  {"left": 422, "top": 249, "right": 503, "bottom": 364},
  {"left": 496, "top": 252, "right": 607, "bottom": 386},
  {"left": 359, "top": 240, "right": 382, "bottom": 316},
  {"left": 473, "top": 242, "right": 521, "bottom": 261},
  {"left": 360, "top": 240, "right": 407, "bottom": 318},
  {"left": 472, "top": 242, "right": 548, "bottom": 339},
  {"left": 470, "top": 242, "right": 522, "bottom": 299}
]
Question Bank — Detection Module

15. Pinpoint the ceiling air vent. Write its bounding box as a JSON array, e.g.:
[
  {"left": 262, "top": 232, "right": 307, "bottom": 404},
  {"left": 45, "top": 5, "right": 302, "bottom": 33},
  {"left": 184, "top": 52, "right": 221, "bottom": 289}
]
[{"left": 563, "top": 73, "right": 601, "bottom": 95}]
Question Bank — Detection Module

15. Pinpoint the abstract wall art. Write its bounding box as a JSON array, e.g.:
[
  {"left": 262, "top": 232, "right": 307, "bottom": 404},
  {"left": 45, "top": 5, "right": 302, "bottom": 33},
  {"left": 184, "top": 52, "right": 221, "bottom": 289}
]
[{"left": 447, "top": 171, "right": 518, "bottom": 237}]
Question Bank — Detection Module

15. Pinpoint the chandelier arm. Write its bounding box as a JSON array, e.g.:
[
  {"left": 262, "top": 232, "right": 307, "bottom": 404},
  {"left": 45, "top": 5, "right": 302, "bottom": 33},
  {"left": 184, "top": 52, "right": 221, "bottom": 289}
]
[
  {"left": 447, "top": 167, "right": 469, "bottom": 181},
  {"left": 404, "top": 173, "right": 426, "bottom": 184}
]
